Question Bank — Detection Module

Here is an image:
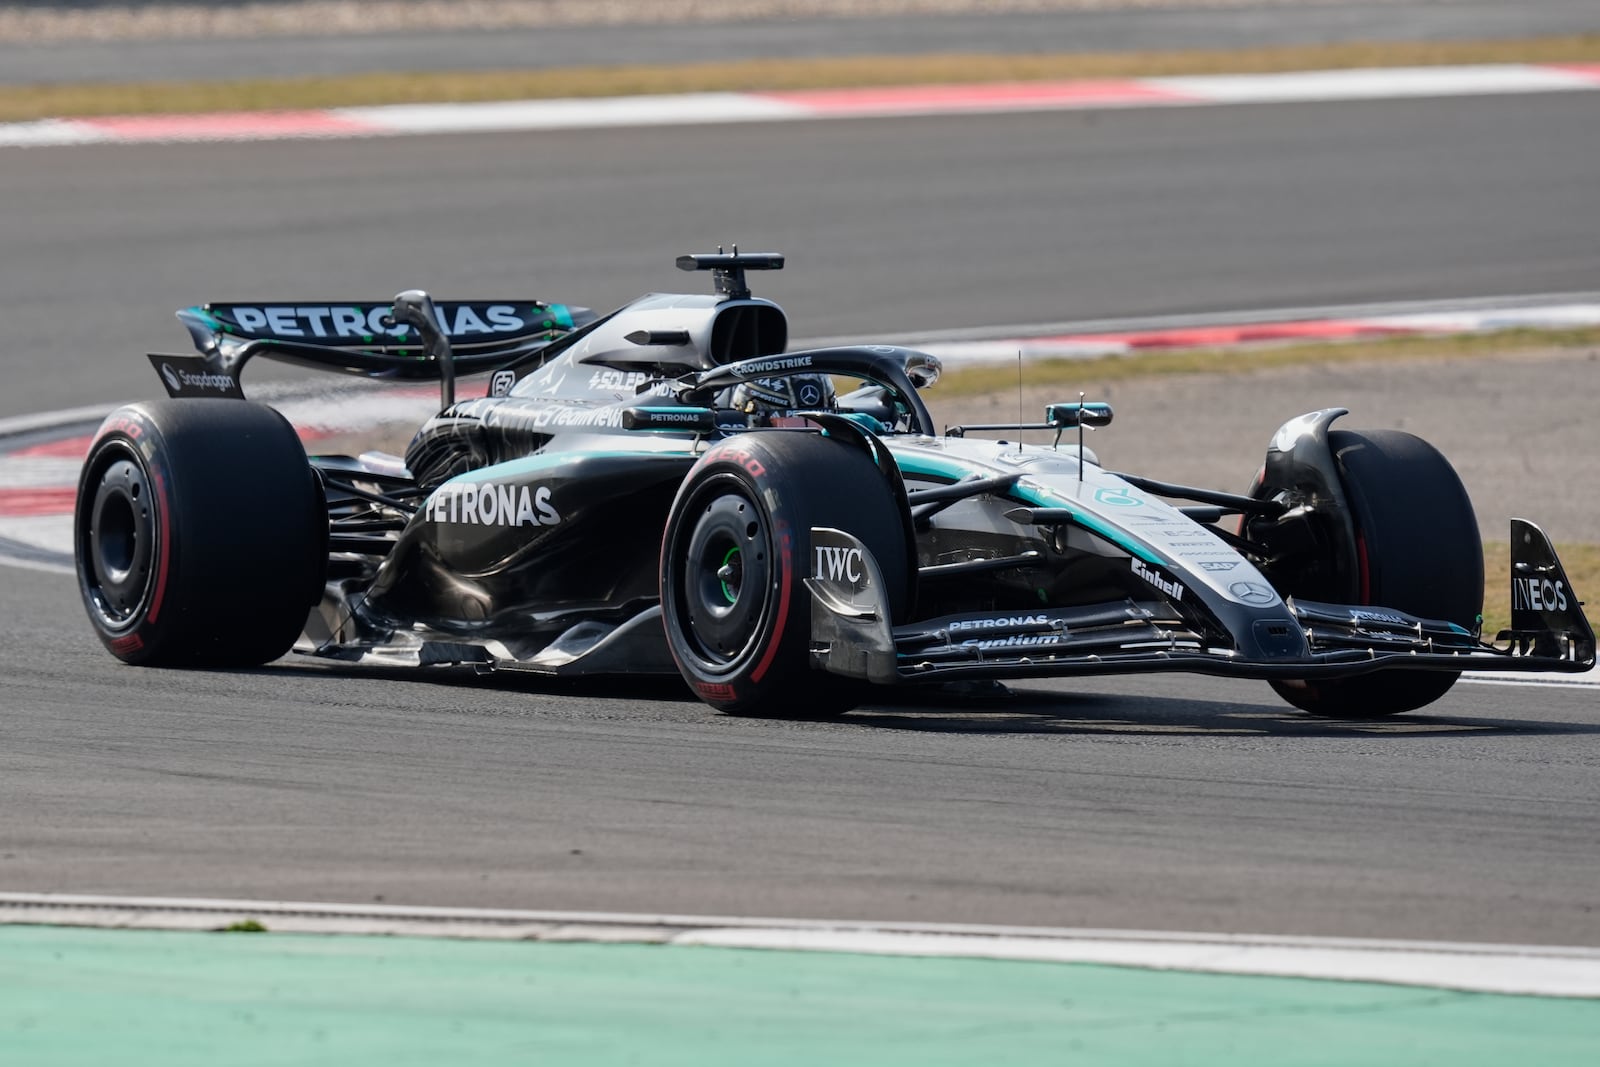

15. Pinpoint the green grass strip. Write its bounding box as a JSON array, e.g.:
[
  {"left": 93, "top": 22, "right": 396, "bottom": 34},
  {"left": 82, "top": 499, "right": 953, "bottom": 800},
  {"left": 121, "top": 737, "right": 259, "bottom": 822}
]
[
  {"left": 936, "top": 326, "right": 1600, "bottom": 395},
  {"left": 4, "top": 925, "right": 1599, "bottom": 1066},
  {"left": 4, "top": 34, "right": 1598, "bottom": 122}
]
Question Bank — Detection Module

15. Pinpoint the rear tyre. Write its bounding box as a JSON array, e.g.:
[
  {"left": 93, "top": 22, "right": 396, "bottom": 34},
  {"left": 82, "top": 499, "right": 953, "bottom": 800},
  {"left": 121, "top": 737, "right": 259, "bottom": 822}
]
[
  {"left": 1270, "top": 429, "right": 1482, "bottom": 717},
  {"left": 660, "top": 432, "right": 910, "bottom": 716},
  {"left": 74, "top": 400, "right": 325, "bottom": 667}
]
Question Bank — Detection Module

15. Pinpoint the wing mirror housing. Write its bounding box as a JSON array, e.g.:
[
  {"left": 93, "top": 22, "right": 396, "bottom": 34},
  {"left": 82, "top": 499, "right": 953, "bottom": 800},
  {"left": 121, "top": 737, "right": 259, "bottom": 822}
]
[{"left": 1046, "top": 402, "right": 1113, "bottom": 428}]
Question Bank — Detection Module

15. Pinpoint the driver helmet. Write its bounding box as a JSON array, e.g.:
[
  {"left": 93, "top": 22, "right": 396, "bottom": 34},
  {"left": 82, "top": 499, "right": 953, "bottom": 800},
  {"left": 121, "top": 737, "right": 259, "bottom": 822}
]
[{"left": 730, "top": 374, "right": 836, "bottom": 418}]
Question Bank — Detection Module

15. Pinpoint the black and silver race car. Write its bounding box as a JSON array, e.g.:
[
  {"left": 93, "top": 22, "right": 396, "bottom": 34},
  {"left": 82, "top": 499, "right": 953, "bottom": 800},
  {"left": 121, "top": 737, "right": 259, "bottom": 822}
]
[{"left": 75, "top": 251, "right": 1594, "bottom": 717}]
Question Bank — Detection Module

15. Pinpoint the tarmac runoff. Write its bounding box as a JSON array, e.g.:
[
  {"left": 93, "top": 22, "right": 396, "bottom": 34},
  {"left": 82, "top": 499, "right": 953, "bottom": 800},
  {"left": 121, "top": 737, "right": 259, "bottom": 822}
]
[
  {"left": 3, "top": 893, "right": 1599, "bottom": 1065},
  {"left": 3, "top": 61, "right": 1600, "bottom": 146}
]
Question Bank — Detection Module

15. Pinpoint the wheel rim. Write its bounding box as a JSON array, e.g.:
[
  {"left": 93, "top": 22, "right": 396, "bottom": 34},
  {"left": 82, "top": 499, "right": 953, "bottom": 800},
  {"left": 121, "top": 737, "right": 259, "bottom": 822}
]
[
  {"left": 79, "top": 451, "right": 157, "bottom": 628},
  {"left": 672, "top": 484, "right": 773, "bottom": 670}
]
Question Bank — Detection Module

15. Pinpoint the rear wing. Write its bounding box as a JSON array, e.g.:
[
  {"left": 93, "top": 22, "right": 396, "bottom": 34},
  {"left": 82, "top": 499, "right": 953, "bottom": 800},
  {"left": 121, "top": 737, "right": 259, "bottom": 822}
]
[{"left": 149, "top": 299, "right": 598, "bottom": 398}]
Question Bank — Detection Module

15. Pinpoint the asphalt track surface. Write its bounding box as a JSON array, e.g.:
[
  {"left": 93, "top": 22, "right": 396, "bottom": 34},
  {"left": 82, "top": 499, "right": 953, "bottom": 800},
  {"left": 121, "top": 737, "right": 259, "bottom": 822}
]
[
  {"left": 6, "top": 561, "right": 1600, "bottom": 947},
  {"left": 4, "top": 0, "right": 1597, "bottom": 85},
  {"left": 3, "top": 92, "right": 1599, "bottom": 948}
]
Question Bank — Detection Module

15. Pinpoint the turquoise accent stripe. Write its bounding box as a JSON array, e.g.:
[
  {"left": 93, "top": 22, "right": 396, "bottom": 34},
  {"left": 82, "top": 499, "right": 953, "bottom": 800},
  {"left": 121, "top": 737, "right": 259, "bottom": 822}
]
[
  {"left": 895, "top": 453, "right": 1164, "bottom": 565},
  {"left": 894, "top": 455, "right": 978, "bottom": 482},
  {"left": 181, "top": 306, "right": 222, "bottom": 330},
  {"left": 1009, "top": 482, "right": 1166, "bottom": 566}
]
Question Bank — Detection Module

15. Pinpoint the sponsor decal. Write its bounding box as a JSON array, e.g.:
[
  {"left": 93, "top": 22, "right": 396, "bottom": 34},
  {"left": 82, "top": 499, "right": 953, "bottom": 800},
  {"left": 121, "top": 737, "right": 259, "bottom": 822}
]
[
  {"left": 946, "top": 614, "right": 1051, "bottom": 633},
  {"left": 695, "top": 681, "right": 739, "bottom": 702},
  {"left": 1350, "top": 608, "right": 1409, "bottom": 625},
  {"left": 162, "top": 364, "right": 238, "bottom": 395},
  {"left": 424, "top": 482, "right": 560, "bottom": 527},
  {"left": 1131, "top": 558, "right": 1184, "bottom": 601},
  {"left": 797, "top": 382, "right": 824, "bottom": 407},
  {"left": 224, "top": 303, "right": 531, "bottom": 340},
  {"left": 1513, "top": 577, "right": 1569, "bottom": 612},
  {"left": 1229, "top": 581, "right": 1278, "bottom": 606},
  {"left": 625, "top": 407, "right": 715, "bottom": 430},
  {"left": 814, "top": 545, "right": 864, "bottom": 583},
  {"left": 1199, "top": 560, "right": 1240, "bottom": 572},
  {"left": 147, "top": 354, "right": 243, "bottom": 399},
  {"left": 588, "top": 369, "right": 654, "bottom": 392},
  {"left": 1094, "top": 486, "right": 1143, "bottom": 508},
  {"left": 489, "top": 369, "right": 517, "bottom": 398},
  {"left": 736, "top": 354, "right": 813, "bottom": 377},
  {"left": 486, "top": 404, "right": 626, "bottom": 432},
  {"left": 708, "top": 444, "right": 767, "bottom": 479},
  {"left": 109, "top": 633, "right": 144, "bottom": 655},
  {"left": 959, "top": 635, "right": 1073, "bottom": 652},
  {"left": 95, "top": 414, "right": 144, "bottom": 444}
]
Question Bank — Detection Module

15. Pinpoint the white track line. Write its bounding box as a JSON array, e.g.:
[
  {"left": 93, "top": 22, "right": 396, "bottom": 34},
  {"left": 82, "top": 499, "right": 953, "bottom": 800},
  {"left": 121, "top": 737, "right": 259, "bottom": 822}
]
[
  {"left": 1460, "top": 671, "right": 1597, "bottom": 689},
  {"left": 1147, "top": 63, "right": 1599, "bottom": 104},
  {"left": 337, "top": 92, "right": 806, "bottom": 134},
  {"left": 3, "top": 63, "right": 1598, "bottom": 147},
  {"left": 3, "top": 891, "right": 1597, "bottom": 997}
]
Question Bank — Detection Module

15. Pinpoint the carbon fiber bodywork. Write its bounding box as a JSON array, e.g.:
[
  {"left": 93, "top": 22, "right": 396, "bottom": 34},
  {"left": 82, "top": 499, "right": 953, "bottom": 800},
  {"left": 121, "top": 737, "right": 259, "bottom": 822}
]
[{"left": 139, "top": 253, "right": 1593, "bottom": 707}]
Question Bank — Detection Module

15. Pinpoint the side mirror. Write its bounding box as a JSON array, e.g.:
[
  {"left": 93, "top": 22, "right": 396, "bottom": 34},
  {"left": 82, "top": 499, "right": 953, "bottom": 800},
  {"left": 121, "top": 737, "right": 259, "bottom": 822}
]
[
  {"left": 1046, "top": 402, "right": 1113, "bottom": 428},
  {"left": 904, "top": 351, "right": 942, "bottom": 390}
]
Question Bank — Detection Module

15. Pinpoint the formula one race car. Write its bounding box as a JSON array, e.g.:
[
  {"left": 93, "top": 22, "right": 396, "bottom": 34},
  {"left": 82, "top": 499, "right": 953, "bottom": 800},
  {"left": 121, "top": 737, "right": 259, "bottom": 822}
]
[{"left": 74, "top": 251, "right": 1595, "bottom": 717}]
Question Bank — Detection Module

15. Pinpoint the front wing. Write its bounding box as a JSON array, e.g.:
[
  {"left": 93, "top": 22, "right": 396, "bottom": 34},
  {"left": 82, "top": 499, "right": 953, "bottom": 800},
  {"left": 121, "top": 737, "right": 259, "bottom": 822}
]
[{"left": 806, "top": 520, "right": 1595, "bottom": 686}]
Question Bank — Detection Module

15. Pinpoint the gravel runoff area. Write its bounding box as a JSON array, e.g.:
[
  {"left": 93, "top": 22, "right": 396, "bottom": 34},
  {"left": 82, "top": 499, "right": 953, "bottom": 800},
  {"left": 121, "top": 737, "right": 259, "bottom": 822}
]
[
  {"left": 0, "top": 1, "right": 1412, "bottom": 42},
  {"left": 930, "top": 346, "right": 1600, "bottom": 544}
]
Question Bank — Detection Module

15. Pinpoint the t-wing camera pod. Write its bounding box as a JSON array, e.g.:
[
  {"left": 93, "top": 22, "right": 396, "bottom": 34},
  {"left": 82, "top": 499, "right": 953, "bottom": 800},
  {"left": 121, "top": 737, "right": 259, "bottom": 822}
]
[{"left": 676, "top": 246, "right": 785, "bottom": 301}]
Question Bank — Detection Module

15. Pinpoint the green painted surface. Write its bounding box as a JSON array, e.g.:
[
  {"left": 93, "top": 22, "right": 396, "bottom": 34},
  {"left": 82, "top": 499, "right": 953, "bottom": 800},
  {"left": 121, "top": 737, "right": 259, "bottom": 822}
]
[{"left": 3, "top": 925, "right": 1597, "bottom": 1065}]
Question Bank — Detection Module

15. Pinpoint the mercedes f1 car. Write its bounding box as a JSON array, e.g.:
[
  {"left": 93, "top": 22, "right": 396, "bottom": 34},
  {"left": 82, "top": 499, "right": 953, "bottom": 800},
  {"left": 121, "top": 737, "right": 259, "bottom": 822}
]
[{"left": 75, "top": 252, "right": 1594, "bottom": 717}]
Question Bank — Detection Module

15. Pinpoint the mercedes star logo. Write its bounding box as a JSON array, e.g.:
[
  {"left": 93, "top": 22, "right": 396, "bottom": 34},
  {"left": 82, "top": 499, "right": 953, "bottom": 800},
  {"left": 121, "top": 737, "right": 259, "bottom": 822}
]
[{"left": 1229, "top": 581, "right": 1278, "bottom": 606}]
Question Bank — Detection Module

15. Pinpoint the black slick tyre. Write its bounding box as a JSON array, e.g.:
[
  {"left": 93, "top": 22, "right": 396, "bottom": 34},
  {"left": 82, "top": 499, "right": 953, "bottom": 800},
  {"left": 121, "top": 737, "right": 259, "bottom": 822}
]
[
  {"left": 660, "top": 431, "right": 911, "bottom": 716},
  {"left": 74, "top": 400, "right": 326, "bottom": 667},
  {"left": 1271, "top": 429, "right": 1483, "bottom": 717}
]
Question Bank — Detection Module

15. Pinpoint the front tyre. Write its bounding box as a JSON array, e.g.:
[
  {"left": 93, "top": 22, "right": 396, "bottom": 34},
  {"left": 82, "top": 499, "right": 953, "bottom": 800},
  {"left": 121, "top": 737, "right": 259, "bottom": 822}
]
[
  {"left": 1271, "top": 429, "right": 1483, "bottom": 717},
  {"left": 660, "top": 432, "right": 910, "bottom": 716},
  {"left": 75, "top": 400, "right": 325, "bottom": 667}
]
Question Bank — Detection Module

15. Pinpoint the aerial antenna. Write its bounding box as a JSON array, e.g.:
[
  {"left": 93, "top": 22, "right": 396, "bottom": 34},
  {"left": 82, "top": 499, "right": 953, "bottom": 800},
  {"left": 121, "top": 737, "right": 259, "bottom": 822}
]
[
  {"left": 1016, "top": 350, "right": 1024, "bottom": 455},
  {"left": 1078, "top": 391, "right": 1086, "bottom": 483}
]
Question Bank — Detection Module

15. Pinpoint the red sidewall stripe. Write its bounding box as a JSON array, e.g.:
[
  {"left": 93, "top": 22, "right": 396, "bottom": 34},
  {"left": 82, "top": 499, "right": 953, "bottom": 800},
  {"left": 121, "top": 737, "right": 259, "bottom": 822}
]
[
  {"left": 748, "top": 522, "right": 793, "bottom": 686},
  {"left": 146, "top": 467, "right": 172, "bottom": 625}
]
